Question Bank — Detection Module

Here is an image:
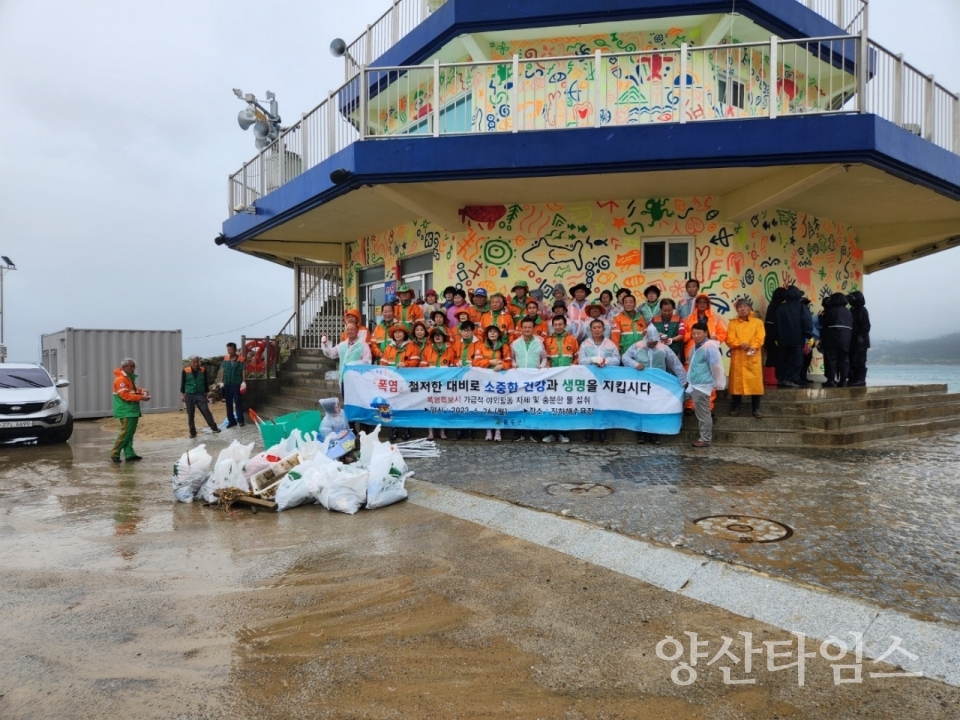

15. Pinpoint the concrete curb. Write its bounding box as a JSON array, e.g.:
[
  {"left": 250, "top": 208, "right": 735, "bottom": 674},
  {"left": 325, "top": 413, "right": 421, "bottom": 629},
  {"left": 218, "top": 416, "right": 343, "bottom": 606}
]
[{"left": 407, "top": 479, "right": 960, "bottom": 687}]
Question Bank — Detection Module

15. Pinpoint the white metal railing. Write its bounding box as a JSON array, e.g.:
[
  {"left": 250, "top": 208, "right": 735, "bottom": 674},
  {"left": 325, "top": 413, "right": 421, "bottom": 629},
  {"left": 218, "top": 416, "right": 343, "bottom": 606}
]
[
  {"left": 343, "top": 0, "right": 447, "bottom": 81},
  {"left": 804, "top": 0, "right": 868, "bottom": 34},
  {"left": 228, "top": 33, "right": 960, "bottom": 216}
]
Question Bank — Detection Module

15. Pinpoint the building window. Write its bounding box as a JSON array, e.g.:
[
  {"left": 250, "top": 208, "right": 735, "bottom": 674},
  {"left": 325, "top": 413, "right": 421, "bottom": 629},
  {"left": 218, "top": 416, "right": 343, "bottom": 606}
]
[
  {"left": 403, "top": 94, "right": 473, "bottom": 135},
  {"left": 400, "top": 253, "right": 434, "bottom": 299},
  {"left": 642, "top": 238, "right": 693, "bottom": 272},
  {"left": 359, "top": 264, "right": 386, "bottom": 327},
  {"left": 718, "top": 78, "right": 745, "bottom": 109}
]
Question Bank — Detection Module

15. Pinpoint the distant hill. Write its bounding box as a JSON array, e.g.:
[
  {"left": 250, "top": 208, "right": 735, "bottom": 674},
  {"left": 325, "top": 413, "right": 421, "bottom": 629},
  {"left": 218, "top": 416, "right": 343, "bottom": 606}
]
[{"left": 871, "top": 332, "right": 960, "bottom": 365}]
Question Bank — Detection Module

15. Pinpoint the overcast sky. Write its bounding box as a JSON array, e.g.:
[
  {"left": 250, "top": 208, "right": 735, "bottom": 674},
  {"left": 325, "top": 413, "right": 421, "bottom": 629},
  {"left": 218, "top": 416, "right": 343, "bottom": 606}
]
[{"left": 1, "top": 0, "right": 958, "bottom": 363}]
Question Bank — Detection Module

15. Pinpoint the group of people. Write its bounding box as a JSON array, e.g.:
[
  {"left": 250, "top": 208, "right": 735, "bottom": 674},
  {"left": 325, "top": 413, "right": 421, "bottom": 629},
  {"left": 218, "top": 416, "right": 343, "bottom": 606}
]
[
  {"left": 108, "top": 343, "right": 249, "bottom": 462},
  {"left": 764, "top": 288, "right": 871, "bottom": 388},
  {"left": 320, "top": 278, "right": 785, "bottom": 448}
]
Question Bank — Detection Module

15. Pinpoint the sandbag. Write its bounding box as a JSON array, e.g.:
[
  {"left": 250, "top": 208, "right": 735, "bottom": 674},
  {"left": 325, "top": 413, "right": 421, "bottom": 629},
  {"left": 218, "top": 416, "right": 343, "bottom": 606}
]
[{"left": 171, "top": 444, "right": 212, "bottom": 503}]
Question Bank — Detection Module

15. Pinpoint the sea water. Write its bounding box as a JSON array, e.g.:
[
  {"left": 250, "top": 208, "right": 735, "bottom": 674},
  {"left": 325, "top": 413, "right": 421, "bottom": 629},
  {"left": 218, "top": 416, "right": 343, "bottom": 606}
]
[{"left": 868, "top": 365, "right": 960, "bottom": 393}]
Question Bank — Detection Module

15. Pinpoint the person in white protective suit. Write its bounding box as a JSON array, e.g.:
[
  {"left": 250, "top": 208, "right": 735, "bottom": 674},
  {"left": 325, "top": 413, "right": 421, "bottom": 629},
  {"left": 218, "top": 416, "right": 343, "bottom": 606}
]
[
  {"left": 318, "top": 397, "right": 357, "bottom": 461},
  {"left": 622, "top": 325, "right": 687, "bottom": 445}
]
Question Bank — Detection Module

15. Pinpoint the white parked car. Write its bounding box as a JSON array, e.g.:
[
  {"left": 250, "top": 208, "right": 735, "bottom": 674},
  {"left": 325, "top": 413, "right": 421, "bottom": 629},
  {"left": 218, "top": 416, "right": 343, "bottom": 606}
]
[{"left": 0, "top": 363, "right": 73, "bottom": 443}]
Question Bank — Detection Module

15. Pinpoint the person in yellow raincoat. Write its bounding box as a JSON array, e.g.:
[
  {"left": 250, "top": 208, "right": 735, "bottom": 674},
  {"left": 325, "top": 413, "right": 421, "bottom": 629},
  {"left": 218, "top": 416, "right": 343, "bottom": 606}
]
[{"left": 726, "top": 298, "right": 766, "bottom": 418}]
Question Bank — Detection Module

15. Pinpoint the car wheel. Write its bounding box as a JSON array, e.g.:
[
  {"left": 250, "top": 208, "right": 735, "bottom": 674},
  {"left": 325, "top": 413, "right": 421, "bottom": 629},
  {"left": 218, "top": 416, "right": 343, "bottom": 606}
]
[{"left": 45, "top": 417, "right": 74, "bottom": 444}]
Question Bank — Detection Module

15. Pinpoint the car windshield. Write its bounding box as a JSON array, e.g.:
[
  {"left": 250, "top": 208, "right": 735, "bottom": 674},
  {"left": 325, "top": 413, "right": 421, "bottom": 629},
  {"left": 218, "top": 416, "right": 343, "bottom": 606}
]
[{"left": 0, "top": 368, "right": 53, "bottom": 389}]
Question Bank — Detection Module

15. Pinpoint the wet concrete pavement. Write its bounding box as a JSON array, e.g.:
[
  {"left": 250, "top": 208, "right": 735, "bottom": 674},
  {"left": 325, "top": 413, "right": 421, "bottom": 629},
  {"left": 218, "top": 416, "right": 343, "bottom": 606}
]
[
  {"left": 1, "top": 422, "right": 958, "bottom": 718},
  {"left": 412, "top": 436, "right": 960, "bottom": 625}
]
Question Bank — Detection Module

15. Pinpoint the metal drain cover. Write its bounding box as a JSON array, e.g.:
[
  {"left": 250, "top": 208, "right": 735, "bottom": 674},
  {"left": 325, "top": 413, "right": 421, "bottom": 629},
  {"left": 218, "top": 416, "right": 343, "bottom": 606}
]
[
  {"left": 691, "top": 515, "right": 793, "bottom": 544},
  {"left": 567, "top": 446, "right": 621, "bottom": 458},
  {"left": 546, "top": 482, "right": 614, "bottom": 497}
]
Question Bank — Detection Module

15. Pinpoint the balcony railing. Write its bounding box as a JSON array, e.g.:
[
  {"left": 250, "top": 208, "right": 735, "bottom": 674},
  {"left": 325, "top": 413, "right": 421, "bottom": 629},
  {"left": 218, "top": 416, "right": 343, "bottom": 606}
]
[
  {"left": 228, "top": 33, "right": 960, "bottom": 216},
  {"left": 338, "top": 1, "right": 866, "bottom": 83}
]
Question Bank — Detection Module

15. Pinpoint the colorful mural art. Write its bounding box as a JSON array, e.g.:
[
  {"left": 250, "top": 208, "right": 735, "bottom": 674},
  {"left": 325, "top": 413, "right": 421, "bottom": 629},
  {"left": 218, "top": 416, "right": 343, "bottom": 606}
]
[
  {"left": 344, "top": 196, "right": 863, "bottom": 327},
  {"left": 365, "top": 27, "right": 851, "bottom": 136}
]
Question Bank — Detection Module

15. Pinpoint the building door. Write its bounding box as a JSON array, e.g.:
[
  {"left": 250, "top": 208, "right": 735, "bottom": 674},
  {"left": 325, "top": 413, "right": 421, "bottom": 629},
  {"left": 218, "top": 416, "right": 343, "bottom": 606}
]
[
  {"left": 358, "top": 265, "right": 386, "bottom": 328},
  {"left": 400, "top": 254, "right": 434, "bottom": 301}
]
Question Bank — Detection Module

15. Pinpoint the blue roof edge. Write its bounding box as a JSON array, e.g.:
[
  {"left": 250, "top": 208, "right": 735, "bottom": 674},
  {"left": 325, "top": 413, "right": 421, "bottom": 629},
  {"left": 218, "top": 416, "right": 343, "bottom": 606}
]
[{"left": 221, "top": 114, "right": 960, "bottom": 246}]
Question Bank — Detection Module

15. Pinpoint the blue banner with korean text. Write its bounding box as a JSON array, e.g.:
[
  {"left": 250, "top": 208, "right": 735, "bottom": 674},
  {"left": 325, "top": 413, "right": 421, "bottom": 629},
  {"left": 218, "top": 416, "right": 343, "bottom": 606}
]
[{"left": 343, "top": 366, "right": 684, "bottom": 433}]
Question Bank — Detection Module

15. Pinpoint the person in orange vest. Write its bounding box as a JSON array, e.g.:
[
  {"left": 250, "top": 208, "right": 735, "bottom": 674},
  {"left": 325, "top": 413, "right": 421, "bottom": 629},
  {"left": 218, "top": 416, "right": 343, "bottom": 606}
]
[
  {"left": 682, "top": 294, "right": 727, "bottom": 412},
  {"left": 409, "top": 321, "right": 430, "bottom": 366},
  {"left": 341, "top": 308, "right": 368, "bottom": 343},
  {"left": 421, "top": 327, "right": 457, "bottom": 441},
  {"left": 544, "top": 315, "right": 579, "bottom": 368},
  {"left": 473, "top": 325, "right": 513, "bottom": 371},
  {"left": 473, "top": 325, "right": 513, "bottom": 442},
  {"left": 519, "top": 298, "right": 550, "bottom": 340},
  {"left": 369, "top": 303, "right": 396, "bottom": 363},
  {"left": 452, "top": 320, "right": 481, "bottom": 368},
  {"left": 481, "top": 292, "right": 515, "bottom": 340},
  {"left": 611, "top": 293, "right": 647, "bottom": 354},
  {"left": 379, "top": 325, "right": 420, "bottom": 369},
  {"left": 421, "top": 326, "right": 458, "bottom": 369},
  {"left": 508, "top": 280, "right": 532, "bottom": 319},
  {"left": 393, "top": 284, "right": 424, "bottom": 328},
  {"left": 468, "top": 287, "right": 491, "bottom": 324},
  {"left": 428, "top": 309, "right": 450, "bottom": 332}
]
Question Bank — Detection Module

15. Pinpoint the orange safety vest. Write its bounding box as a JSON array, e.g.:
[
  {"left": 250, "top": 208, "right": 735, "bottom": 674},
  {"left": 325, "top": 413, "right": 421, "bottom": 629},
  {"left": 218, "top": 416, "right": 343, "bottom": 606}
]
[
  {"left": 421, "top": 343, "right": 458, "bottom": 368},
  {"left": 544, "top": 332, "right": 580, "bottom": 366},
  {"left": 472, "top": 341, "right": 513, "bottom": 369},
  {"left": 611, "top": 311, "right": 647, "bottom": 353}
]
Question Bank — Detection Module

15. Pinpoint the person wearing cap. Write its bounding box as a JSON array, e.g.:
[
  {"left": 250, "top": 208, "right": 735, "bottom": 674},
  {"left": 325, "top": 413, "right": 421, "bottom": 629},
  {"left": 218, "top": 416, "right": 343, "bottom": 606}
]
[
  {"left": 651, "top": 298, "right": 684, "bottom": 363},
  {"left": 623, "top": 325, "right": 688, "bottom": 444},
  {"left": 579, "top": 301, "right": 611, "bottom": 342},
  {"left": 568, "top": 283, "right": 591, "bottom": 328},
  {"left": 409, "top": 320, "right": 430, "bottom": 366},
  {"left": 611, "top": 293, "right": 648, "bottom": 354},
  {"left": 369, "top": 303, "right": 396, "bottom": 363},
  {"left": 446, "top": 287, "right": 470, "bottom": 328},
  {"left": 509, "top": 280, "right": 531, "bottom": 319},
  {"left": 340, "top": 308, "right": 369, "bottom": 343},
  {"left": 518, "top": 298, "right": 550, "bottom": 341},
  {"left": 441, "top": 286, "right": 457, "bottom": 311},
  {"left": 469, "top": 287, "right": 491, "bottom": 324},
  {"left": 481, "top": 292, "right": 515, "bottom": 341},
  {"left": 379, "top": 325, "right": 420, "bottom": 369},
  {"left": 420, "top": 327, "right": 456, "bottom": 441},
  {"left": 511, "top": 316, "right": 548, "bottom": 442},
  {"left": 726, "top": 298, "right": 765, "bottom": 418},
  {"left": 421, "top": 326, "right": 457, "bottom": 369},
  {"left": 429, "top": 309, "right": 449, "bottom": 331},
  {"left": 475, "top": 325, "right": 512, "bottom": 443},
  {"left": 639, "top": 285, "right": 662, "bottom": 323},
  {"left": 393, "top": 284, "right": 424, "bottom": 328},
  {"left": 422, "top": 289, "right": 442, "bottom": 318}
]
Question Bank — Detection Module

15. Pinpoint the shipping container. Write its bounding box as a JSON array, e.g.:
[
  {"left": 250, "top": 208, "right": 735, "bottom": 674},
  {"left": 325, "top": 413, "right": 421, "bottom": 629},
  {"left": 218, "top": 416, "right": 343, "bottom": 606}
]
[{"left": 40, "top": 328, "right": 183, "bottom": 419}]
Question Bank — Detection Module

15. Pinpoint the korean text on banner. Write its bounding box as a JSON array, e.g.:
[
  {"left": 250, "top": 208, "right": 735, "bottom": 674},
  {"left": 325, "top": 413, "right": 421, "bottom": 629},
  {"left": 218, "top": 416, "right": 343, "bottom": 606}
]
[{"left": 343, "top": 366, "right": 683, "bottom": 434}]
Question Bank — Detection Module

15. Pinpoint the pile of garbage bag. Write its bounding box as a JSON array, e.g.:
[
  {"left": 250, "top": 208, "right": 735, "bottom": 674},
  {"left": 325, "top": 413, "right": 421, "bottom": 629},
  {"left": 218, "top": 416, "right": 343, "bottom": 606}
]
[{"left": 171, "top": 425, "right": 410, "bottom": 514}]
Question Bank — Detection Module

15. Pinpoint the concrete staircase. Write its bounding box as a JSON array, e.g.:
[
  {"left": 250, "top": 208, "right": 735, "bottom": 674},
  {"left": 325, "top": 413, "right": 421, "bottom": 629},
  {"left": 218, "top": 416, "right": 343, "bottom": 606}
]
[{"left": 249, "top": 350, "right": 960, "bottom": 447}]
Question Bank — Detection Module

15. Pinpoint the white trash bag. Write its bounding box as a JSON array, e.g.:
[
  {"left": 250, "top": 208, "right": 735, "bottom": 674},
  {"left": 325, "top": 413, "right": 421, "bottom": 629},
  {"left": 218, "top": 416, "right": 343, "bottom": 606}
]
[
  {"left": 366, "top": 470, "right": 409, "bottom": 510},
  {"left": 318, "top": 468, "right": 369, "bottom": 515},
  {"left": 171, "top": 444, "right": 212, "bottom": 503},
  {"left": 200, "top": 440, "right": 254, "bottom": 503}
]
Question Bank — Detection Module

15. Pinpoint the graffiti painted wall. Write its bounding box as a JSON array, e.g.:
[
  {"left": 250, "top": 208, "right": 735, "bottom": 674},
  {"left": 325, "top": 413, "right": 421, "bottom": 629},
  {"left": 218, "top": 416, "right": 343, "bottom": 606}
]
[
  {"left": 366, "top": 26, "right": 848, "bottom": 135},
  {"left": 344, "top": 197, "right": 862, "bottom": 324}
]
